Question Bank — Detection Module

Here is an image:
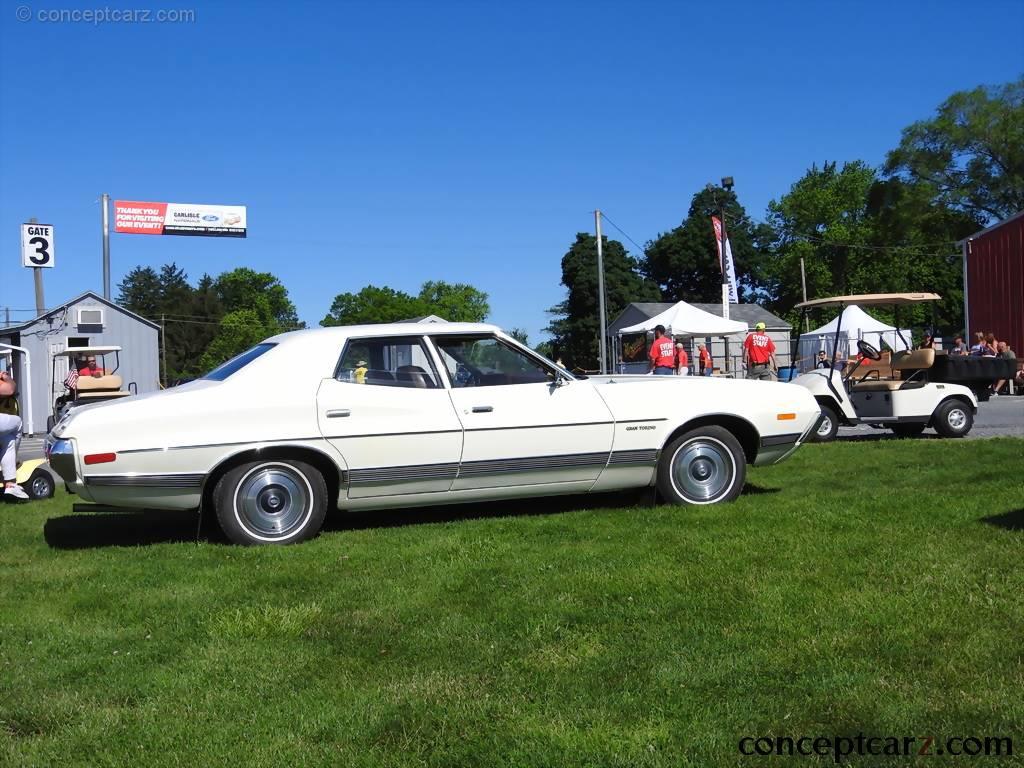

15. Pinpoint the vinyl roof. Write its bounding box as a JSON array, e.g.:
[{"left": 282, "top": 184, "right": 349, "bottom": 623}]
[{"left": 795, "top": 293, "right": 941, "bottom": 309}]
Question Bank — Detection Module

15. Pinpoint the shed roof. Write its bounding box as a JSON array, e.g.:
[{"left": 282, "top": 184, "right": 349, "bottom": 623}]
[{"left": 0, "top": 291, "right": 160, "bottom": 333}]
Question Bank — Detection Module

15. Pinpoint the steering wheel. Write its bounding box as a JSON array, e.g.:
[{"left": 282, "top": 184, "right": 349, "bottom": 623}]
[{"left": 857, "top": 340, "right": 881, "bottom": 361}]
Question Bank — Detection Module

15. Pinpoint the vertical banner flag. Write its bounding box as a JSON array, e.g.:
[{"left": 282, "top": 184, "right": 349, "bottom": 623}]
[{"left": 711, "top": 216, "right": 739, "bottom": 303}]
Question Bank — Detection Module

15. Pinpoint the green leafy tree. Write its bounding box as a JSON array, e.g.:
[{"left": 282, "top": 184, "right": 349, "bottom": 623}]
[
  {"left": 417, "top": 281, "right": 489, "bottom": 322},
  {"left": 884, "top": 77, "right": 1024, "bottom": 222},
  {"left": 117, "top": 266, "right": 162, "bottom": 319},
  {"left": 198, "top": 310, "right": 270, "bottom": 373},
  {"left": 508, "top": 328, "right": 529, "bottom": 345},
  {"left": 642, "top": 186, "right": 768, "bottom": 303},
  {"left": 214, "top": 268, "right": 302, "bottom": 330},
  {"left": 321, "top": 285, "right": 424, "bottom": 326},
  {"left": 545, "top": 233, "right": 661, "bottom": 370}
]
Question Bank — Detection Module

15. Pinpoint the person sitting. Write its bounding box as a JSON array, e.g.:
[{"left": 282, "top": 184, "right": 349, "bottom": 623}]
[
  {"left": 917, "top": 333, "right": 934, "bottom": 350},
  {"left": 79, "top": 356, "right": 106, "bottom": 378},
  {"left": 992, "top": 341, "right": 1017, "bottom": 396},
  {"left": 0, "top": 371, "right": 28, "bottom": 501},
  {"left": 950, "top": 335, "right": 967, "bottom": 355}
]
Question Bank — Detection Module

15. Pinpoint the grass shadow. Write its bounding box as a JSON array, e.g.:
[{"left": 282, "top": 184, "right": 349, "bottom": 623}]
[
  {"left": 981, "top": 509, "right": 1024, "bottom": 532},
  {"left": 43, "top": 508, "right": 221, "bottom": 550},
  {"left": 742, "top": 483, "right": 780, "bottom": 495},
  {"left": 325, "top": 489, "right": 650, "bottom": 533}
]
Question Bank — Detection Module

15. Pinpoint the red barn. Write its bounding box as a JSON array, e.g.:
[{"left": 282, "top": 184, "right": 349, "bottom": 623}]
[{"left": 962, "top": 210, "right": 1024, "bottom": 357}]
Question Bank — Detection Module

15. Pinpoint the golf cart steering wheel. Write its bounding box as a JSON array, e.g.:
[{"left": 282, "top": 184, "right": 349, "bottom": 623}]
[{"left": 857, "top": 340, "right": 881, "bottom": 361}]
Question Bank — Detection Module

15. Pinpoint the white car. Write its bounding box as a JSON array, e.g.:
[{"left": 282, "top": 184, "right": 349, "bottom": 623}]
[{"left": 48, "top": 323, "right": 821, "bottom": 545}]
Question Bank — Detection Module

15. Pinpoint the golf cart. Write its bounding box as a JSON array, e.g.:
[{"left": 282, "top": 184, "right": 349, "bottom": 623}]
[
  {"left": 1, "top": 349, "right": 59, "bottom": 501},
  {"left": 792, "top": 293, "right": 978, "bottom": 442},
  {"left": 48, "top": 346, "right": 136, "bottom": 432}
]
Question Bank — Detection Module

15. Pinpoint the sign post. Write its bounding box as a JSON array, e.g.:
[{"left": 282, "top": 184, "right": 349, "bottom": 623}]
[{"left": 21, "top": 220, "right": 55, "bottom": 315}]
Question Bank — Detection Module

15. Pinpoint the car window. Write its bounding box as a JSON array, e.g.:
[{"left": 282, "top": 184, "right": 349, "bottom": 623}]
[
  {"left": 203, "top": 343, "right": 276, "bottom": 381},
  {"left": 335, "top": 336, "right": 442, "bottom": 389},
  {"left": 431, "top": 335, "right": 553, "bottom": 387}
]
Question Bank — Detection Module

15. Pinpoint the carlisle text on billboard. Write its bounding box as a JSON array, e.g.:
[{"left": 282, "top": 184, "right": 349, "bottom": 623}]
[{"left": 114, "top": 201, "right": 247, "bottom": 238}]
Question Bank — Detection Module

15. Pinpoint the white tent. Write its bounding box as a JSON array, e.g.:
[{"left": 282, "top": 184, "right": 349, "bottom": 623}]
[
  {"left": 618, "top": 300, "right": 747, "bottom": 336},
  {"left": 798, "top": 305, "right": 911, "bottom": 364}
]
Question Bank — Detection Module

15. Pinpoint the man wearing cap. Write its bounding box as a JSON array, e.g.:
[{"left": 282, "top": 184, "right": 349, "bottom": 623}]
[
  {"left": 743, "top": 322, "right": 777, "bottom": 380},
  {"left": 648, "top": 325, "right": 676, "bottom": 375},
  {"left": 354, "top": 360, "right": 368, "bottom": 384}
]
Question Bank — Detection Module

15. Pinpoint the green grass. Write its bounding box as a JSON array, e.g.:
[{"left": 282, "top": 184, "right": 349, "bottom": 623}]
[{"left": 2, "top": 438, "right": 1023, "bottom": 767}]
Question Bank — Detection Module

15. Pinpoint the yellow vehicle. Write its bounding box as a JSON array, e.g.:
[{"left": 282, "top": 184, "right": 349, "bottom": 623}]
[{"left": 15, "top": 457, "right": 57, "bottom": 500}]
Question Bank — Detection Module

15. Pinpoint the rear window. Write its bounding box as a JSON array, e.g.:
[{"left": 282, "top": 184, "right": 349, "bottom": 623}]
[{"left": 203, "top": 343, "right": 276, "bottom": 381}]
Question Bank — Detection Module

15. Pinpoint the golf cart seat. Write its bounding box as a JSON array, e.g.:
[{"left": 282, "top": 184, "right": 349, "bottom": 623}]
[
  {"left": 75, "top": 374, "right": 123, "bottom": 392},
  {"left": 851, "top": 348, "right": 935, "bottom": 392}
]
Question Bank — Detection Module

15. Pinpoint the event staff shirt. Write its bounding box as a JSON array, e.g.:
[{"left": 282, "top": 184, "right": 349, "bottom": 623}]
[
  {"left": 743, "top": 332, "right": 775, "bottom": 364},
  {"left": 698, "top": 348, "right": 712, "bottom": 370},
  {"left": 649, "top": 336, "right": 676, "bottom": 368},
  {"left": 676, "top": 349, "right": 689, "bottom": 368}
]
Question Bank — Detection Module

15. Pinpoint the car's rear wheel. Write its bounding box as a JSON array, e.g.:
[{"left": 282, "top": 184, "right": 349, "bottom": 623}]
[
  {"left": 213, "top": 459, "right": 327, "bottom": 545},
  {"left": 932, "top": 400, "right": 973, "bottom": 438},
  {"left": 891, "top": 423, "right": 926, "bottom": 439},
  {"left": 657, "top": 426, "right": 746, "bottom": 506},
  {"left": 811, "top": 403, "right": 839, "bottom": 442}
]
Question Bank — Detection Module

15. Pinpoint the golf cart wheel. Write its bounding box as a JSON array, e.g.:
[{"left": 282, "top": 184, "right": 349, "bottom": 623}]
[
  {"left": 27, "top": 470, "right": 55, "bottom": 500},
  {"left": 891, "top": 423, "right": 926, "bottom": 439},
  {"left": 932, "top": 399, "right": 973, "bottom": 438},
  {"left": 213, "top": 459, "right": 328, "bottom": 546},
  {"left": 656, "top": 426, "right": 746, "bottom": 506},
  {"left": 811, "top": 403, "right": 839, "bottom": 442}
]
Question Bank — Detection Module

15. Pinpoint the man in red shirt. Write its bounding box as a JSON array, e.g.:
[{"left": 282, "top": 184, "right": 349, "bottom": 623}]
[
  {"left": 648, "top": 325, "right": 676, "bottom": 375},
  {"left": 743, "top": 322, "right": 777, "bottom": 380},
  {"left": 675, "top": 342, "right": 689, "bottom": 375},
  {"left": 697, "top": 343, "right": 713, "bottom": 376}
]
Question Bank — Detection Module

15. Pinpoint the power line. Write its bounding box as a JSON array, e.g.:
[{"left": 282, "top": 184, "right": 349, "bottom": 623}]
[{"left": 597, "top": 212, "right": 649, "bottom": 254}]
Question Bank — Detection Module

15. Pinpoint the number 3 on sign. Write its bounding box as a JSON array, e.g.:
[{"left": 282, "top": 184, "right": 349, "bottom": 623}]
[{"left": 21, "top": 223, "right": 56, "bottom": 268}]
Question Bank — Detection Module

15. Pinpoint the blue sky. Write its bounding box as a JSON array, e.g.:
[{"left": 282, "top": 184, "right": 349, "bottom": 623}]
[{"left": 1, "top": 0, "right": 1022, "bottom": 343}]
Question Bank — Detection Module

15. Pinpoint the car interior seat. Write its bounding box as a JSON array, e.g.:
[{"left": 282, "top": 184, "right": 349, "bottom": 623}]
[{"left": 396, "top": 366, "right": 434, "bottom": 388}]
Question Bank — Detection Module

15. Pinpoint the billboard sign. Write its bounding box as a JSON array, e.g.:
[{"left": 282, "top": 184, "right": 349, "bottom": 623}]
[{"left": 114, "top": 201, "right": 247, "bottom": 237}]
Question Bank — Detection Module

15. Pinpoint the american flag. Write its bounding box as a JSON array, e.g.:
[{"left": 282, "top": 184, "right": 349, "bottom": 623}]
[{"left": 64, "top": 368, "right": 79, "bottom": 389}]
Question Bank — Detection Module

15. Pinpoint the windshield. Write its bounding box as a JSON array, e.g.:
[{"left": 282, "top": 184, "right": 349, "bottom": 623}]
[{"left": 203, "top": 343, "right": 275, "bottom": 381}]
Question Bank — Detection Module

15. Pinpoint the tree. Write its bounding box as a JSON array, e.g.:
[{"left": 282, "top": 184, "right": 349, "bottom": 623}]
[
  {"left": 508, "top": 328, "right": 529, "bottom": 345},
  {"left": 884, "top": 78, "right": 1024, "bottom": 222},
  {"left": 642, "top": 186, "right": 768, "bottom": 303},
  {"left": 417, "top": 281, "right": 489, "bottom": 322},
  {"left": 320, "top": 281, "right": 491, "bottom": 326},
  {"left": 117, "top": 266, "right": 162, "bottom": 319},
  {"left": 545, "top": 233, "right": 661, "bottom": 370},
  {"left": 214, "top": 268, "right": 302, "bottom": 330},
  {"left": 321, "top": 285, "right": 424, "bottom": 326},
  {"left": 198, "top": 310, "right": 270, "bottom": 373}
]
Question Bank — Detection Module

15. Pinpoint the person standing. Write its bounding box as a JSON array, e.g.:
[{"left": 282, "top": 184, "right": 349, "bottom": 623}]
[
  {"left": 675, "top": 342, "right": 689, "bottom": 375},
  {"left": 0, "top": 371, "right": 28, "bottom": 501},
  {"left": 648, "top": 325, "right": 676, "bottom": 375},
  {"left": 743, "top": 322, "right": 777, "bottom": 380},
  {"left": 697, "top": 343, "right": 713, "bottom": 376}
]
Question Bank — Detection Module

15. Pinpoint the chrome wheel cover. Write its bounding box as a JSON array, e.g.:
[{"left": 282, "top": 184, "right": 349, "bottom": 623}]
[
  {"left": 816, "top": 415, "right": 833, "bottom": 437},
  {"left": 669, "top": 437, "right": 736, "bottom": 503},
  {"left": 232, "top": 463, "right": 313, "bottom": 541},
  {"left": 947, "top": 407, "right": 967, "bottom": 431},
  {"left": 30, "top": 475, "right": 51, "bottom": 498}
]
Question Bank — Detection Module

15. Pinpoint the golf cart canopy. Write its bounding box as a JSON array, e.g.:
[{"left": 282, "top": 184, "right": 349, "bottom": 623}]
[
  {"left": 795, "top": 293, "right": 941, "bottom": 310},
  {"left": 56, "top": 346, "right": 122, "bottom": 356}
]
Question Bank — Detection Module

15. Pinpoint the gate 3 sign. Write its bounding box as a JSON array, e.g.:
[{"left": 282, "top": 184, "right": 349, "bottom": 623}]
[
  {"left": 114, "top": 200, "right": 247, "bottom": 237},
  {"left": 21, "top": 223, "right": 55, "bottom": 268}
]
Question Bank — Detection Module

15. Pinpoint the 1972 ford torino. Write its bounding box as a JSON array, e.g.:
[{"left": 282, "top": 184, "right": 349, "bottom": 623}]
[{"left": 48, "top": 324, "right": 821, "bottom": 545}]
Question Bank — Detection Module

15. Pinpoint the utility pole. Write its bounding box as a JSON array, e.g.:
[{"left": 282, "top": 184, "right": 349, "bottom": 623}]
[
  {"left": 595, "top": 210, "right": 608, "bottom": 375},
  {"left": 29, "top": 217, "right": 45, "bottom": 315},
  {"left": 800, "top": 257, "right": 809, "bottom": 332},
  {"left": 101, "top": 193, "right": 111, "bottom": 300},
  {"left": 160, "top": 313, "right": 167, "bottom": 388}
]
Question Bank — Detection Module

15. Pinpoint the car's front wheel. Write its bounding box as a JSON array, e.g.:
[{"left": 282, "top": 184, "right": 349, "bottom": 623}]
[
  {"left": 213, "top": 459, "right": 328, "bottom": 545},
  {"left": 657, "top": 426, "right": 746, "bottom": 506},
  {"left": 810, "top": 403, "right": 839, "bottom": 442},
  {"left": 932, "top": 399, "right": 973, "bottom": 439}
]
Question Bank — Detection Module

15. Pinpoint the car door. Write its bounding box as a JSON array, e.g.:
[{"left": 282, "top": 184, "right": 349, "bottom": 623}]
[
  {"left": 316, "top": 335, "right": 464, "bottom": 499},
  {"left": 429, "top": 334, "right": 615, "bottom": 490}
]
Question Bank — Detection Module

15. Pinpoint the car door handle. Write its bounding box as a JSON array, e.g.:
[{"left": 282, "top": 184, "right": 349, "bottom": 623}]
[
  {"left": 326, "top": 409, "right": 351, "bottom": 418},
  {"left": 471, "top": 406, "right": 493, "bottom": 413}
]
